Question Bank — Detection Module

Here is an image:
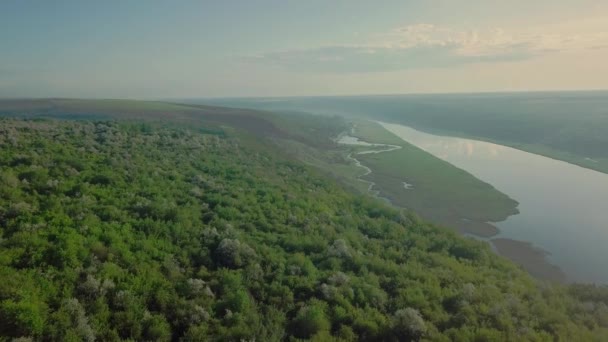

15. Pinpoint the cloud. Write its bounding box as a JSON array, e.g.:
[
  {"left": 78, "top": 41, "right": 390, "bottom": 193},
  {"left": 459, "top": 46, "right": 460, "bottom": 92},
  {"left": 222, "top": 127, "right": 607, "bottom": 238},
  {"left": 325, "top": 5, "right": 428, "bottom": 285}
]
[
  {"left": 247, "top": 43, "right": 534, "bottom": 73},
  {"left": 245, "top": 23, "right": 608, "bottom": 73}
]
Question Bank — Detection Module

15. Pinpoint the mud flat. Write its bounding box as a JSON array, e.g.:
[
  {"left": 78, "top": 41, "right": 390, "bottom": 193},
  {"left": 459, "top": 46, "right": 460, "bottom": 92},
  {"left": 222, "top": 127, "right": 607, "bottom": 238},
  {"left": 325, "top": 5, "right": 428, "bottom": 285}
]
[{"left": 492, "top": 238, "right": 567, "bottom": 283}]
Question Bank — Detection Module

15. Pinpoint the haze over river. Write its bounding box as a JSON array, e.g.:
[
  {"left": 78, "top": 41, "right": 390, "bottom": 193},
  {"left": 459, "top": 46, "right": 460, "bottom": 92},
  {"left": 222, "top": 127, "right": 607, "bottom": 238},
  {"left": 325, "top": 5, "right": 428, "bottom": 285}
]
[{"left": 380, "top": 122, "right": 608, "bottom": 284}]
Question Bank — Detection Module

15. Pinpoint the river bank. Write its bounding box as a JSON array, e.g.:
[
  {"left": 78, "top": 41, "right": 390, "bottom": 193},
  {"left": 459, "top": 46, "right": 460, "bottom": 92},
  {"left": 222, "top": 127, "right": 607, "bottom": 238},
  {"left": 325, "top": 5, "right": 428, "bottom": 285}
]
[
  {"left": 379, "top": 121, "right": 608, "bottom": 284},
  {"left": 335, "top": 133, "right": 401, "bottom": 196},
  {"left": 346, "top": 121, "right": 518, "bottom": 234},
  {"left": 492, "top": 238, "right": 566, "bottom": 283},
  {"left": 337, "top": 121, "right": 570, "bottom": 283}
]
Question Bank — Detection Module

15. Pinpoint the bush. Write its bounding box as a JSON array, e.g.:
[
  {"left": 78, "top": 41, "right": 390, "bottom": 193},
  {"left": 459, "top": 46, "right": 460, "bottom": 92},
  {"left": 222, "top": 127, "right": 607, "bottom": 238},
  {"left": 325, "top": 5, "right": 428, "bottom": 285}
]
[{"left": 291, "top": 303, "right": 330, "bottom": 338}]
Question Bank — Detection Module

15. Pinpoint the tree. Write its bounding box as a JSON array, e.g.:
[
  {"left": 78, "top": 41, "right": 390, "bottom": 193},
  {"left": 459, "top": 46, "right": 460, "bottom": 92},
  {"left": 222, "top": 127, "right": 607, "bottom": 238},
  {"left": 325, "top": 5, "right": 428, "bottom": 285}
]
[
  {"left": 291, "top": 303, "right": 330, "bottom": 339},
  {"left": 392, "top": 308, "right": 427, "bottom": 341},
  {"left": 0, "top": 299, "right": 46, "bottom": 338},
  {"left": 214, "top": 238, "right": 256, "bottom": 269}
]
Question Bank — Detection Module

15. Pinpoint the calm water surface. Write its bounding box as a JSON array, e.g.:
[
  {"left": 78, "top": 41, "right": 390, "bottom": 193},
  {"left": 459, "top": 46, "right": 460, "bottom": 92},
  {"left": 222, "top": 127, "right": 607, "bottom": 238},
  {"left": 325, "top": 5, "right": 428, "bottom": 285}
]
[{"left": 380, "top": 122, "right": 608, "bottom": 284}]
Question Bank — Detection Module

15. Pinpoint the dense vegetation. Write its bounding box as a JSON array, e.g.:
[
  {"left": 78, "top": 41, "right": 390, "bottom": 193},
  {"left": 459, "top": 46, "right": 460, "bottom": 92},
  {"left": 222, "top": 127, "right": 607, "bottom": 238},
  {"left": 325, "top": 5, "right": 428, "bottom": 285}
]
[{"left": 1, "top": 118, "right": 607, "bottom": 341}]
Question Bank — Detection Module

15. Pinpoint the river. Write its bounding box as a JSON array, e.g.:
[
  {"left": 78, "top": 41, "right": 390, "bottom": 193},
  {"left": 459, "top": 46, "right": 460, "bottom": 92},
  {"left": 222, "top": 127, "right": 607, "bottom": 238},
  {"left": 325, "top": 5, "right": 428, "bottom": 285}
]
[
  {"left": 379, "top": 121, "right": 608, "bottom": 284},
  {"left": 335, "top": 134, "right": 401, "bottom": 196}
]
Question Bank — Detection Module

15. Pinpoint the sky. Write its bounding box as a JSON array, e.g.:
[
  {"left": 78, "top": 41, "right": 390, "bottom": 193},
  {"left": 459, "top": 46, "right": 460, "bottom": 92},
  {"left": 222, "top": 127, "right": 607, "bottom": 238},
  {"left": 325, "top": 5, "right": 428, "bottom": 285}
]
[{"left": 1, "top": 0, "right": 608, "bottom": 98}]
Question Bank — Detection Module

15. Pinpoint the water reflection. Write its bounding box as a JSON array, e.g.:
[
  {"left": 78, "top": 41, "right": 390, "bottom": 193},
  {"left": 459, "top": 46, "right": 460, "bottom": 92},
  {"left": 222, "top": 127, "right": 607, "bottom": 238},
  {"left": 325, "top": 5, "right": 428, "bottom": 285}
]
[{"left": 380, "top": 122, "right": 608, "bottom": 284}]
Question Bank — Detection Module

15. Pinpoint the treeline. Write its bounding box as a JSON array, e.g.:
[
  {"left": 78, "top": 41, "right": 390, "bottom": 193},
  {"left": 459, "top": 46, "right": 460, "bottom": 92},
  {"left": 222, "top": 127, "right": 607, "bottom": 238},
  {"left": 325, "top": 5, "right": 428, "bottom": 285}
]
[{"left": 0, "top": 119, "right": 606, "bottom": 341}]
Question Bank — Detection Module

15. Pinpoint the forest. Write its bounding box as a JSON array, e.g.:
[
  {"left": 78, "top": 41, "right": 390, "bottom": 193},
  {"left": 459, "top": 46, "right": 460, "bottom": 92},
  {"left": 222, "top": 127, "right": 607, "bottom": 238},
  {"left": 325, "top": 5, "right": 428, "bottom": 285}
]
[{"left": 1, "top": 117, "right": 607, "bottom": 341}]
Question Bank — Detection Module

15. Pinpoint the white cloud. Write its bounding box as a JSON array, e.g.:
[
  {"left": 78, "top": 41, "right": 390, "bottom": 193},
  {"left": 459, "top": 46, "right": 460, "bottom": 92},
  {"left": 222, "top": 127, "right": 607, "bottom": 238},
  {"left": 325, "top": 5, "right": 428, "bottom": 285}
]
[{"left": 245, "top": 22, "right": 608, "bottom": 73}]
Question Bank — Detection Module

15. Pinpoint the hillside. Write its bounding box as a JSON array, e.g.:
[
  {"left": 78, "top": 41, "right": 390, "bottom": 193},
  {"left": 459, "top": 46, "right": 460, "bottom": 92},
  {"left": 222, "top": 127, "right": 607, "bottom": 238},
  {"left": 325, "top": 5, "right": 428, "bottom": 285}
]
[
  {"left": 0, "top": 103, "right": 607, "bottom": 341},
  {"left": 0, "top": 99, "right": 284, "bottom": 139},
  {"left": 200, "top": 92, "right": 608, "bottom": 174}
]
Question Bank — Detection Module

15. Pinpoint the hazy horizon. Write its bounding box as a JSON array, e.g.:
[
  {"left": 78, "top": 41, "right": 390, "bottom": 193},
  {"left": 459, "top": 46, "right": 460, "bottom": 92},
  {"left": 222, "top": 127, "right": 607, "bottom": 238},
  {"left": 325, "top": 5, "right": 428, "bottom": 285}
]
[
  {"left": 2, "top": 1, "right": 608, "bottom": 98},
  {"left": 4, "top": 88, "right": 608, "bottom": 102}
]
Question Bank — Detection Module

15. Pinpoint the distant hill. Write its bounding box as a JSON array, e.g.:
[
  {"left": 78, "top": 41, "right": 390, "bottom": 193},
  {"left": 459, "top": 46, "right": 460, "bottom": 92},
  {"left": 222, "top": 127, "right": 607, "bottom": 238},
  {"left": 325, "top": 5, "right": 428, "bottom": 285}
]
[
  {"left": 196, "top": 91, "right": 608, "bottom": 174},
  {"left": 0, "top": 98, "right": 285, "bottom": 138}
]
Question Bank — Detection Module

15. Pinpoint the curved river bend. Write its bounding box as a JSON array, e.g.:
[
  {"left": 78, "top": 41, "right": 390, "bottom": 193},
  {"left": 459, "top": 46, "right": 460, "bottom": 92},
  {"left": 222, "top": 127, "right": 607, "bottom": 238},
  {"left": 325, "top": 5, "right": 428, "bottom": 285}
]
[
  {"left": 335, "top": 135, "right": 400, "bottom": 195},
  {"left": 379, "top": 122, "right": 608, "bottom": 284}
]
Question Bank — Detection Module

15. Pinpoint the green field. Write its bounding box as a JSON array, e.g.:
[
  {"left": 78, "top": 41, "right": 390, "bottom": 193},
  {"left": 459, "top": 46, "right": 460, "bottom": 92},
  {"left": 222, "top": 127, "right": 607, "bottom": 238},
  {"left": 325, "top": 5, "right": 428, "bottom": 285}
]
[{"left": 351, "top": 121, "right": 519, "bottom": 237}]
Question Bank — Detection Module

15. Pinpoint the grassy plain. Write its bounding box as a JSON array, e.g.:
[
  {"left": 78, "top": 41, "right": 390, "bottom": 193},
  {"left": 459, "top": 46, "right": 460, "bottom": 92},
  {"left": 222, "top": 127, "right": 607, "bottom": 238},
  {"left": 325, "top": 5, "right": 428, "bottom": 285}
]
[{"left": 351, "top": 121, "right": 519, "bottom": 237}]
